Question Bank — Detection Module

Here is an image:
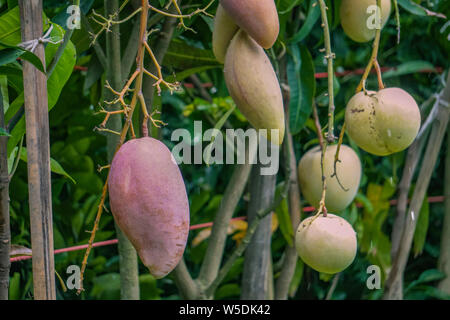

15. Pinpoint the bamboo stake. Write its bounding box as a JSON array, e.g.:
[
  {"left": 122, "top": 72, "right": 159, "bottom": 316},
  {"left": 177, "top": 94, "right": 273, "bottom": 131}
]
[{"left": 19, "top": 0, "right": 55, "bottom": 300}]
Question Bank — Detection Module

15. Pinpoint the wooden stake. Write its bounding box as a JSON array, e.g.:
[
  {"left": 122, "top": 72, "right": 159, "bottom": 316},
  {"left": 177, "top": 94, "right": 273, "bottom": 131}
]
[{"left": 19, "top": 0, "right": 56, "bottom": 300}]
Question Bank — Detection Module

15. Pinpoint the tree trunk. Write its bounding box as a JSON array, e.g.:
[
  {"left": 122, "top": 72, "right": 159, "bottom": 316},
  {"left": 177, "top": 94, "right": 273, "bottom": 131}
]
[
  {"left": 241, "top": 161, "right": 277, "bottom": 300},
  {"left": 0, "top": 77, "right": 10, "bottom": 300},
  {"left": 104, "top": 0, "right": 140, "bottom": 300}
]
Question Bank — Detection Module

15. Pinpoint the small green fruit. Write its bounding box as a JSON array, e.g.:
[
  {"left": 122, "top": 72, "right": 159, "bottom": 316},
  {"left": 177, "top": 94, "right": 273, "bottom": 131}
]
[
  {"left": 298, "top": 144, "right": 361, "bottom": 212},
  {"left": 295, "top": 214, "right": 357, "bottom": 274}
]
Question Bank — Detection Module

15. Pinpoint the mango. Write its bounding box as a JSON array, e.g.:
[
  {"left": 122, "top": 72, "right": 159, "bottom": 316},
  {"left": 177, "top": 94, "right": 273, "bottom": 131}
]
[
  {"left": 212, "top": 4, "right": 239, "bottom": 63},
  {"left": 295, "top": 214, "right": 357, "bottom": 274},
  {"left": 340, "top": 0, "right": 391, "bottom": 43},
  {"left": 224, "top": 30, "right": 285, "bottom": 145},
  {"left": 298, "top": 144, "right": 361, "bottom": 212},
  {"left": 108, "top": 137, "right": 190, "bottom": 278},
  {"left": 220, "top": 0, "right": 279, "bottom": 49},
  {"left": 345, "top": 88, "right": 421, "bottom": 156}
]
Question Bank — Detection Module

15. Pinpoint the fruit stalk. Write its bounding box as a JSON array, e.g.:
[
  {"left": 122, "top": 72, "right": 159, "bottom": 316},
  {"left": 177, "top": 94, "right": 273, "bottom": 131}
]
[{"left": 356, "top": 0, "right": 384, "bottom": 93}]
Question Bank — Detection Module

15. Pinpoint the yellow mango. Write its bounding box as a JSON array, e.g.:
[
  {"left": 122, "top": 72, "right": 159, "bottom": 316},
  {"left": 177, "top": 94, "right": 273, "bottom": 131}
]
[{"left": 298, "top": 144, "right": 361, "bottom": 212}]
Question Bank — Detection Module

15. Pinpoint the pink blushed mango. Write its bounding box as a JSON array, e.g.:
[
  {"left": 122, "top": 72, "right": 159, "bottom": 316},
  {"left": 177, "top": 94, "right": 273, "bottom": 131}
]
[
  {"left": 108, "top": 137, "right": 190, "bottom": 278},
  {"left": 220, "top": 0, "right": 279, "bottom": 49}
]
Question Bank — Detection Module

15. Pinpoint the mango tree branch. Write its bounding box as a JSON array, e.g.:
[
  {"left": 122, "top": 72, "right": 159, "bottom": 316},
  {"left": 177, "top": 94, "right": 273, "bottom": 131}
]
[
  {"left": 438, "top": 125, "right": 450, "bottom": 294},
  {"left": 384, "top": 73, "right": 450, "bottom": 300},
  {"left": 172, "top": 259, "right": 200, "bottom": 299},
  {"left": 104, "top": 0, "right": 140, "bottom": 300},
  {"left": 198, "top": 142, "right": 257, "bottom": 286},
  {"left": 205, "top": 139, "right": 292, "bottom": 297},
  {"left": 275, "top": 130, "right": 302, "bottom": 299}
]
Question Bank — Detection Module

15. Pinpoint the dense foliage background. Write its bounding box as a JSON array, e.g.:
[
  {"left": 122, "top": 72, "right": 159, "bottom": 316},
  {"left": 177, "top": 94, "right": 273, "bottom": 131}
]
[{"left": 1, "top": 0, "right": 449, "bottom": 300}]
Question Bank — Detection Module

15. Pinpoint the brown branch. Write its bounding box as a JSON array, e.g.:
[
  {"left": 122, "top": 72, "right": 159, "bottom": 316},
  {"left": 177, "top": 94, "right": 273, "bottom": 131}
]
[{"left": 198, "top": 143, "right": 256, "bottom": 286}]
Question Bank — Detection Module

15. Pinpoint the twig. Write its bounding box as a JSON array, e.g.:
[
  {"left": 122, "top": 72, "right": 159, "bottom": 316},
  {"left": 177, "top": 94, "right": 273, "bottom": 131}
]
[
  {"left": 312, "top": 104, "right": 328, "bottom": 217},
  {"left": 325, "top": 273, "right": 340, "bottom": 300},
  {"left": 356, "top": 0, "right": 383, "bottom": 93},
  {"left": 317, "top": 0, "right": 336, "bottom": 143},
  {"left": 80, "top": 12, "right": 107, "bottom": 69}
]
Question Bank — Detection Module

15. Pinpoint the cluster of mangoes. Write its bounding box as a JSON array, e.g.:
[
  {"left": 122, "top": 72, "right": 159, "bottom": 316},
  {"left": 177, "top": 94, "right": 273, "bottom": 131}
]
[
  {"left": 295, "top": 0, "right": 421, "bottom": 275},
  {"left": 213, "top": 0, "right": 285, "bottom": 145},
  {"left": 106, "top": 0, "right": 422, "bottom": 280}
]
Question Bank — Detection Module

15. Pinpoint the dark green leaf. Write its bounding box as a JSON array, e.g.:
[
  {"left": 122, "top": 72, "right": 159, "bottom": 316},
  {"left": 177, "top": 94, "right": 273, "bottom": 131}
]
[{"left": 288, "top": 45, "right": 315, "bottom": 134}]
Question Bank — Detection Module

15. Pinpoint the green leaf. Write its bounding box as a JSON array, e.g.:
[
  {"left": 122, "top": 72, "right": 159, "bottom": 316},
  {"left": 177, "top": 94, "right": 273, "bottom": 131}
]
[
  {"left": 277, "top": 0, "right": 303, "bottom": 14},
  {"left": 397, "top": 0, "right": 446, "bottom": 18},
  {"left": 6, "top": 22, "right": 76, "bottom": 157},
  {"left": 289, "top": 259, "right": 304, "bottom": 298},
  {"left": 0, "top": 74, "right": 8, "bottom": 113},
  {"left": 275, "top": 182, "right": 294, "bottom": 246},
  {"left": 19, "top": 147, "right": 76, "bottom": 184},
  {"left": 163, "top": 39, "right": 220, "bottom": 69},
  {"left": 166, "top": 65, "right": 220, "bottom": 83},
  {"left": 0, "top": 127, "right": 9, "bottom": 136},
  {"left": 288, "top": 45, "right": 315, "bottom": 135},
  {"left": 288, "top": 2, "right": 320, "bottom": 43},
  {"left": 204, "top": 105, "right": 236, "bottom": 166},
  {"left": 413, "top": 194, "right": 430, "bottom": 257},
  {"left": 8, "top": 272, "right": 21, "bottom": 300},
  {"left": 0, "top": 44, "right": 45, "bottom": 73},
  {"left": 405, "top": 269, "right": 446, "bottom": 292},
  {"left": 215, "top": 284, "right": 241, "bottom": 299},
  {"left": 382, "top": 61, "right": 435, "bottom": 79},
  {"left": 0, "top": 6, "right": 22, "bottom": 47}
]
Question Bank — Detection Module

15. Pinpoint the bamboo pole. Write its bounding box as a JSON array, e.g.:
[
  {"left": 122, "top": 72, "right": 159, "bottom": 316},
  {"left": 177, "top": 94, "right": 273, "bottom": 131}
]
[{"left": 19, "top": 0, "right": 56, "bottom": 300}]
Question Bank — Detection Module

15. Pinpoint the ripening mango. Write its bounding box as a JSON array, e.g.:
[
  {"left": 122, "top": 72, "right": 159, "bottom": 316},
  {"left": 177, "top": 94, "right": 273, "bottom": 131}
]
[
  {"left": 224, "top": 30, "right": 285, "bottom": 145},
  {"left": 296, "top": 214, "right": 357, "bottom": 274},
  {"left": 108, "top": 137, "right": 190, "bottom": 278},
  {"left": 212, "top": 4, "right": 239, "bottom": 63},
  {"left": 298, "top": 144, "right": 361, "bottom": 212},
  {"left": 340, "top": 0, "right": 391, "bottom": 43},
  {"left": 220, "top": 0, "right": 279, "bottom": 48},
  {"left": 345, "top": 88, "right": 421, "bottom": 156}
]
